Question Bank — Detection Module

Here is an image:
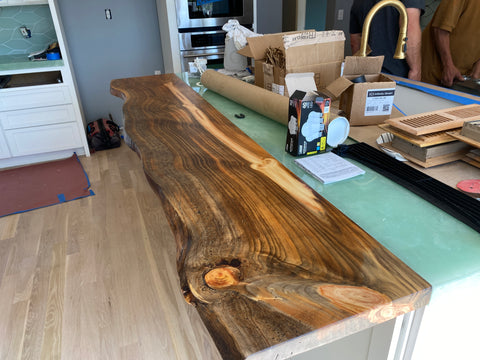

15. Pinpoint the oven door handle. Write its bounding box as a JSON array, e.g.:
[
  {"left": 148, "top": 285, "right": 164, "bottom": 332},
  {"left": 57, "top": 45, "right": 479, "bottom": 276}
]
[{"left": 183, "top": 52, "right": 225, "bottom": 58}]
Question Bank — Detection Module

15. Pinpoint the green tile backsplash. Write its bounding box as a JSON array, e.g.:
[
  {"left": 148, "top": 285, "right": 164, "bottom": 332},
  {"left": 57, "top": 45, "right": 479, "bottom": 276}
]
[{"left": 0, "top": 5, "right": 56, "bottom": 56}]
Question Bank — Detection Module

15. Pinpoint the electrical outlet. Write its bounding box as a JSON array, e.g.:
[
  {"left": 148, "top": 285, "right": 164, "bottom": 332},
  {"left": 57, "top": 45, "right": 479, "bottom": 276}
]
[
  {"left": 154, "top": 70, "right": 162, "bottom": 75},
  {"left": 20, "top": 26, "right": 31, "bottom": 38},
  {"left": 337, "top": 9, "right": 344, "bottom": 21}
]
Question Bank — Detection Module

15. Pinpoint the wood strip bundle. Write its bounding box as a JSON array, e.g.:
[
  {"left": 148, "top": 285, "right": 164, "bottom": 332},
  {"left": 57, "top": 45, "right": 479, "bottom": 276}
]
[
  {"left": 385, "top": 104, "right": 480, "bottom": 135},
  {"left": 379, "top": 105, "right": 480, "bottom": 167},
  {"left": 378, "top": 123, "right": 457, "bottom": 147}
]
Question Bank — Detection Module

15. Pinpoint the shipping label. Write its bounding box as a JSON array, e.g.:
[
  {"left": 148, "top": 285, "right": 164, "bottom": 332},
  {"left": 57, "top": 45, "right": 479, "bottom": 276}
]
[
  {"left": 364, "top": 88, "right": 395, "bottom": 116},
  {"left": 272, "top": 83, "right": 285, "bottom": 96}
]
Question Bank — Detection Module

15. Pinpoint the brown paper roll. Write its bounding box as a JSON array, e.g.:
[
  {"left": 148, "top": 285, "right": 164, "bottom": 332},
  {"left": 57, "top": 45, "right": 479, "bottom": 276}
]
[{"left": 201, "top": 69, "right": 289, "bottom": 125}]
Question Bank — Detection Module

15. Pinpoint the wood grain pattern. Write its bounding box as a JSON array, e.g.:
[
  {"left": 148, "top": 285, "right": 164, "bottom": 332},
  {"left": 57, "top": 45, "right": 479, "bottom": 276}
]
[
  {"left": 110, "top": 74, "right": 431, "bottom": 359},
  {"left": 385, "top": 104, "right": 480, "bottom": 135}
]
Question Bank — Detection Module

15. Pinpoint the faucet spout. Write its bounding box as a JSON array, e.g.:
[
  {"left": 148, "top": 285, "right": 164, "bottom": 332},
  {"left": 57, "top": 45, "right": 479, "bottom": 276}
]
[{"left": 358, "top": 0, "right": 408, "bottom": 59}]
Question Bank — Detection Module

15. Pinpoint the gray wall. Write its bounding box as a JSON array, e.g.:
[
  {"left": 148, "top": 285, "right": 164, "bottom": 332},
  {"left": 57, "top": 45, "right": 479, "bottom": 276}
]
[
  {"left": 326, "top": 0, "right": 354, "bottom": 55},
  {"left": 256, "top": 0, "right": 282, "bottom": 34},
  {"left": 57, "top": 0, "right": 164, "bottom": 127}
]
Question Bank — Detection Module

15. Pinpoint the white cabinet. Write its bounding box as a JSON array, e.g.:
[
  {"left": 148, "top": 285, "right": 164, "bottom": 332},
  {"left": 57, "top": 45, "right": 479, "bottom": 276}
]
[
  {"left": 0, "top": 97, "right": 84, "bottom": 156},
  {"left": 0, "top": 0, "right": 90, "bottom": 168},
  {"left": 5, "top": 123, "right": 83, "bottom": 156},
  {"left": 0, "top": 85, "right": 72, "bottom": 111}
]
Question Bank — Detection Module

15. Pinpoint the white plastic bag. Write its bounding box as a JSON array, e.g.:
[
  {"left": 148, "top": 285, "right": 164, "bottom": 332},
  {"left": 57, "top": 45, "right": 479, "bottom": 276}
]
[
  {"left": 222, "top": 19, "right": 259, "bottom": 50},
  {"left": 222, "top": 19, "right": 260, "bottom": 71}
]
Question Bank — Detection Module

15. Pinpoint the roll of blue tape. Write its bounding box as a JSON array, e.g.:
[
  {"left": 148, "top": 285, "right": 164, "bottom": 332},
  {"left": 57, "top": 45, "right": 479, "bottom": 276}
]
[{"left": 46, "top": 52, "right": 60, "bottom": 60}]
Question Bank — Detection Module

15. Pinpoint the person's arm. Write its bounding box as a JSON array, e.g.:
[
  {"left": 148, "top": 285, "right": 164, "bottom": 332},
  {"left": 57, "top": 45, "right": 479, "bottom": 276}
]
[
  {"left": 405, "top": 8, "right": 422, "bottom": 81},
  {"left": 433, "top": 27, "right": 464, "bottom": 87},
  {"left": 350, "top": 33, "right": 361, "bottom": 55}
]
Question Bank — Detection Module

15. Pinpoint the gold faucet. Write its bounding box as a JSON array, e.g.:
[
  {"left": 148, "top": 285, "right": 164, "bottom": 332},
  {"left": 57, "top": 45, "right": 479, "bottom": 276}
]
[{"left": 358, "top": 0, "right": 408, "bottom": 59}]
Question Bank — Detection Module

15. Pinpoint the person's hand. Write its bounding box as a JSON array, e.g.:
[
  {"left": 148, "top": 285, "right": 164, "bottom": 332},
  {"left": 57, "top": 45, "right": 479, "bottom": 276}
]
[
  {"left": 441, "top": 63, "right": 464, "bottom": 87},
  {"left": 469, "top": 59, "right": 480, "bottom": 79},
  {"left": 408, "top": 68, "right": 421, "bottom": 81}
]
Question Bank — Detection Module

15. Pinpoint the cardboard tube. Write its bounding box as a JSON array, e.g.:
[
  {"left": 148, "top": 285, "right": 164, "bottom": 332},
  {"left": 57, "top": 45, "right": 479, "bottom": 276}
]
[{"left": 201, "top": 69, "right": 289, "bottom": 125}]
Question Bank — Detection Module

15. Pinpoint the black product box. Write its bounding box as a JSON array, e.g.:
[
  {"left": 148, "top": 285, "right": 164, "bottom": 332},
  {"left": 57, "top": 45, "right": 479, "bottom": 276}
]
[{"left": 285, "top": 90, "right": 331, "bottom": 156}]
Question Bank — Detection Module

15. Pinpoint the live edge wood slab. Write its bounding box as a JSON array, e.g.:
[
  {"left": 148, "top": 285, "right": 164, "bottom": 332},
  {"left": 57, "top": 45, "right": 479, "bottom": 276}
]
[{"left": 111, "top": 74, "right": 431, "bottom": 359}]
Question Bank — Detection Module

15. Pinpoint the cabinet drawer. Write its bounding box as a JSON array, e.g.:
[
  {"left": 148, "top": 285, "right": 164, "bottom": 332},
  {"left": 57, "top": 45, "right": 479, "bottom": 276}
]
[
  {"left": 0, "top": 105, "right": 76, "bottom": 130},
  {"left": 0, "top": 85, "right": 72, "bottom": 111},
  {"left": 5, "top": 123, "right": 83, "bottom": 156}
]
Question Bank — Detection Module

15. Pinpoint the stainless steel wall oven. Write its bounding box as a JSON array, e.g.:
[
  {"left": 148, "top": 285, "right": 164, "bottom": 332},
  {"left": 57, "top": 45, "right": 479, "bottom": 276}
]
[{"left": 176, "top": 0, "right": 254, "bottom": 72}]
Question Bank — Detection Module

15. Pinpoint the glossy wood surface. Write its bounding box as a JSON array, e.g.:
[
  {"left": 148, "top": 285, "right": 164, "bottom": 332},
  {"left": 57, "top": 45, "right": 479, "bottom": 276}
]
[{"left": 110, "top": 74, "right": 431, "bottom": 359}]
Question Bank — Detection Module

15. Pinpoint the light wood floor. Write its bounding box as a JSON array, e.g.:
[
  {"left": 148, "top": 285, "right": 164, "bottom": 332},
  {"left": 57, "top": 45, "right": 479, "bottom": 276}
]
[{"left": 0, "top": 145, "right": 222, "bottom": 360}]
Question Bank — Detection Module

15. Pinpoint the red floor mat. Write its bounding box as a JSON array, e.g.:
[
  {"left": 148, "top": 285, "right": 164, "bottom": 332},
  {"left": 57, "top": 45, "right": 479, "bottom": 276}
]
[{"left": 0, "top": 153, "right": 94, "bottom": 217}]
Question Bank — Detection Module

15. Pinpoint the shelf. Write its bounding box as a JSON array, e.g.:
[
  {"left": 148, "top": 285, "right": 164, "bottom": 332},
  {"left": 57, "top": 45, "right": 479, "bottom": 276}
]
[
  {"left": 0, "top": 0, "right": 48, "bottom": 7},
  {"left": 0, "top": 55, "right": 64, "bottom": 75}
]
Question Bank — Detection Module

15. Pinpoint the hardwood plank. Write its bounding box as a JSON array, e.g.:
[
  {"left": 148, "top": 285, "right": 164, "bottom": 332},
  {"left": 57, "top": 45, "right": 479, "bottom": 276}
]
[
  {"left": 0, "top": 271, "right": 17, "bottom": 357},
  {"left": 60, "top": 253, "right": 82, "bottom": 360},
  {"left": 0, "top": 143, "right": 222, "bottom": 359},
  {"left": 111, "top": 74, "right": 432, "bottom": 359},
  {"left": 0, "top": 214, "right": 19, "bottom": 241},
  {"left": 40, "top": 241, "right": 65, "bottom": 360}
]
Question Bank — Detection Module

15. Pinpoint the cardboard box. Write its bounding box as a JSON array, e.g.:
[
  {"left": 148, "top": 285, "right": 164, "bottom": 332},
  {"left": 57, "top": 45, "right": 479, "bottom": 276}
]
[
  {"left": 285, "top": 90, "right": 331, "bottom": 156},
  {"left": 239, "top": 30, "right": 345, "bottom": 97},
  {"left": 326, "top": 56, "right": 396, "bottom": 126}
]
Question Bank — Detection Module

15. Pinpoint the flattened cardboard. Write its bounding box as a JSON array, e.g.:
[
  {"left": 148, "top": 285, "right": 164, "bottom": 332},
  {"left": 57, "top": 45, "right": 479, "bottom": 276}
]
[
  {"left": 284, "top": 36, "right": 345, "bottom": 72},
  {"left": 237, "top": 30, "right": 306, "bottom": 60},
  {"left": 343, "top": 56, "right": 383, "bottom": 76},
  {"left": 285, "top": 72, "right": 317, "bottom": 95},
  {"left": 254, "top": 59, "right": 265, "bottom": 87}
]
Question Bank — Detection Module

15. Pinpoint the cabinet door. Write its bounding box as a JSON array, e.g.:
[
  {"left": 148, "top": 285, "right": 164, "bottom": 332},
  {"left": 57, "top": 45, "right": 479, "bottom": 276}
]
[
  {"left": 5, "top": 123, "right": 83, "bottom": 157},
  {"left": 0, "top": 130, "right": 11, "bottom": 160}
]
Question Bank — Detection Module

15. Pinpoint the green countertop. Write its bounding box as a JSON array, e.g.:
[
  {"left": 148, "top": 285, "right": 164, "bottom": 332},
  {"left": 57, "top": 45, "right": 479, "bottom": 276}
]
[
  {"left": 180, "top": 73, "right": 480, "bottom": 295},
  {"left": 0, "top": 54, "right": 63, "bottom": 73}
]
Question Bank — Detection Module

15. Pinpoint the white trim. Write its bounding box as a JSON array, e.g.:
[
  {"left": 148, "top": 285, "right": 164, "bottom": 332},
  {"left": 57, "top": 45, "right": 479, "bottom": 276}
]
[
  {"left": 296, "top": 0, "right": 306, "bottom": 30},
  {"left": 156, "top": 0, "right": 181, "bottom": 74}
]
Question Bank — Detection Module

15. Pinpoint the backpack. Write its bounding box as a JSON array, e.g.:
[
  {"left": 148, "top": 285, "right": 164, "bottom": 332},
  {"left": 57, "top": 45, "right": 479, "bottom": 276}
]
[{"left": 86, "top": 115, "right": 121, "bottom": 151}]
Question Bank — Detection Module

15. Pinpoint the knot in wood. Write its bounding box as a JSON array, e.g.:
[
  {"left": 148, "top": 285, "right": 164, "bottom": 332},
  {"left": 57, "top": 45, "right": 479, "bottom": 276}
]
[{"left": 204, "top": 266, "right": 240, "bottom": 289}]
